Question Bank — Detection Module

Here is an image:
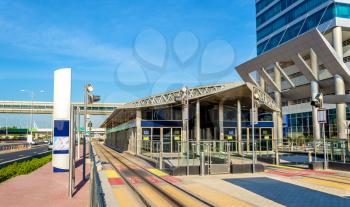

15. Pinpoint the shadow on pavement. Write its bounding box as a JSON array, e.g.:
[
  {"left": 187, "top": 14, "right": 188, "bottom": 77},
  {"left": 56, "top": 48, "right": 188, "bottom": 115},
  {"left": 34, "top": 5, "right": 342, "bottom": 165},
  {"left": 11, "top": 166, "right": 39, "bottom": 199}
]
[{"left": 73, "top": 173, "right": 90, "bottom": 197}]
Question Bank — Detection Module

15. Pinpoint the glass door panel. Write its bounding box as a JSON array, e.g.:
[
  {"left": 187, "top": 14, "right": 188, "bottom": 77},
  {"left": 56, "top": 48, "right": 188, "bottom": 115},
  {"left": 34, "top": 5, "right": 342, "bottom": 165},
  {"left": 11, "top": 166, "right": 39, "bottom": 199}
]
[
  {"left": 163, "top": 128, "right": 171, "bottom": 153},
  {"left": 261, "top": 128, "right": 272, "bottom": 151},
  {"left": 172, "top": 128, "right": 182, "bottom": 153},
  {"left": 142, "top": 128, "right": 151, "bottom": 153},
  {"left": 152, "top": 128, "right": 160, "bottom": 153}
]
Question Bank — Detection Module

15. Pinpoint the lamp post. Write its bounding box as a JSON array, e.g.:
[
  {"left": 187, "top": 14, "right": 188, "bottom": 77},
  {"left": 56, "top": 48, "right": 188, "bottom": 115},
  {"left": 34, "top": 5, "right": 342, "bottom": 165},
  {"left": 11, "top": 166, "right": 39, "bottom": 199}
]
[
  {"left": 0, "top": 118, "right": 8, "bottom": 138},
  {"left": 175, "top": 86, "right": 190, "bottom": 175},
  {"left": 83, "top": 84, "right": 92, "bottom": 181},
  {"left": 181, "top": 86, "right": 190, "bottom": 176},
  {"left": 83, "top": 83, "right": 100, "bottom": 180},
  {"left": 20, "top": 89, "right": 44, "bottom": 141},
  {"left": 251, "top": 89, "right": 259, "bottom": 173}
]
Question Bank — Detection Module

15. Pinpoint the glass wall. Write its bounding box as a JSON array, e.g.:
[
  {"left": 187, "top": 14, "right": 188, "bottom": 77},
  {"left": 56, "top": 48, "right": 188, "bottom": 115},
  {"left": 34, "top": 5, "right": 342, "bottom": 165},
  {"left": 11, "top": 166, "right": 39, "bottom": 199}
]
[
  {"left": 141, "top": 105, "right": 182, "bottom": 121},
  {"left": 257, "top": 0, "right": 299, "bottom": 27},
  {"left": 258, "top": 3, "right": 334, "bottom": 54},
  {"left": 335, "top": 3, "right": 350, "bottom": 19},
  {"left": 284, "top": 107, "right": 350, "bottom": 139},
  {"left": 285, "top": 111, "right": 313, "bottom": 138},
  {"left": 256, "top": 0, "right": 276, "bottom": 14},
  {"left": 257, "top": 2, "right": 350, "bottom": 55},
  {"left": 257, "top": 0, "right": 330, "bottom": 41}
]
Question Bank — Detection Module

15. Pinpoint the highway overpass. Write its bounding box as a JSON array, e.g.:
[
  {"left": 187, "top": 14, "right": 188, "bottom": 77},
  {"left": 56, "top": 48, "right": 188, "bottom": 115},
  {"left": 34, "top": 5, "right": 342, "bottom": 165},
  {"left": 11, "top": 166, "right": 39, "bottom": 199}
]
[{"left": 0, "top": 101, "right": 122, "bottom": 115}]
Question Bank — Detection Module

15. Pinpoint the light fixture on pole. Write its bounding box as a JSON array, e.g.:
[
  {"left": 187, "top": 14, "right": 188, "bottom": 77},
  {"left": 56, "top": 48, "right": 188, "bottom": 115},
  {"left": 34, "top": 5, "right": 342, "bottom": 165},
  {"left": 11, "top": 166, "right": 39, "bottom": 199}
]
[
  {"left": 311, "top": 93, "right": 328, "bottom": 169},
  {"left": 20, "top": 89, "right": 45, "bottom": 143},
  {"left": 82, "top": 83, "right": 100, "bottom": 181},
  {"left": 180, "top": 86, "right": 190, "bottom": 176}
]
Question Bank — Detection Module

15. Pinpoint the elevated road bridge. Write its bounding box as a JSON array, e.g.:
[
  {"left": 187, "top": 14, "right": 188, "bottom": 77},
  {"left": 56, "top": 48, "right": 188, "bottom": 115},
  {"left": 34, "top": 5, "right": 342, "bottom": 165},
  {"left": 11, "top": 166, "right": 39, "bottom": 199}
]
[{"left": 0, "top": 101, "right": 122, "bottom": 115}]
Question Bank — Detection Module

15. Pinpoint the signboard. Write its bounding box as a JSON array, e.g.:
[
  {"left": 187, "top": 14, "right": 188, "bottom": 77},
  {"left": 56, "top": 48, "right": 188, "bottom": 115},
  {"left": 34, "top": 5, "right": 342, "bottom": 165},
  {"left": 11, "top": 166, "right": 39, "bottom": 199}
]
[
  {"left": 27, "top": 134, "right": 33, "bottom": 143},
  {"left": 250, "top": 108, "right": 258, "bottom": 125},
  {"left": 52, "top": 68, "right": 71, "bottom": 172},
  {"left": 317, "top": 109, "right": 327, "bottom": 123},
  {"left": 53, "top": 120, "right": 70, "bottom": 151}
]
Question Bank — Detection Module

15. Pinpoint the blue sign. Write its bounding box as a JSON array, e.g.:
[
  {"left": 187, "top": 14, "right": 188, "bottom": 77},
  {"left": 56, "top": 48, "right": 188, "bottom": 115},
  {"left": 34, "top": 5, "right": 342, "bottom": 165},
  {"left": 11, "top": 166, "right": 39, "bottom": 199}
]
[{"left": 53, "top": 120, "right": 69, "bottom": 154}]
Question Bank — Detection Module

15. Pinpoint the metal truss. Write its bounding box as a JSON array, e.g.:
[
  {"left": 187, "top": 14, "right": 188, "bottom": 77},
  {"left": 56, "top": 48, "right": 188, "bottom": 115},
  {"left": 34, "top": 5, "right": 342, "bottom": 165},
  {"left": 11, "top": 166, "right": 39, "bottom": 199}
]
[{"left": 126, "top": 84, "right": 228, "bottom": 108}]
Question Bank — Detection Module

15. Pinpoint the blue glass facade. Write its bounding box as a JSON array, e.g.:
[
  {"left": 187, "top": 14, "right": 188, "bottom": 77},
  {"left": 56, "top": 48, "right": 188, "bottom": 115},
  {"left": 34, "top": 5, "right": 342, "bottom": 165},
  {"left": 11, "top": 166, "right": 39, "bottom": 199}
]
[
  {"left": 256, "top": 2, "right": 350, "bottom": 55},
  {"left": 284, "top": 108, "right": 350, "bottom": 138}
]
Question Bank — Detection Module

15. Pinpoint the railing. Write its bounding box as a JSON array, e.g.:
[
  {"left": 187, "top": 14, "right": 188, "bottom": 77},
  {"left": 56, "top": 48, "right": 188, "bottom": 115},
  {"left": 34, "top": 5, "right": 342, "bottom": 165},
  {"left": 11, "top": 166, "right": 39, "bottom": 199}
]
[
  {"left": 89, "top": 146, "right": 106, "bottom": 207},
  {"left": 138, "top": 140, "right": 258, "bottom": 171},
  {"left": 279, "top": 139, "right": 349, "bottom": 163},
  {"left": 0, "top": 143, "right": 31, "bottom": 153},
  {"left": 137, "top": 138, "right": 350, "bottom": 171}
]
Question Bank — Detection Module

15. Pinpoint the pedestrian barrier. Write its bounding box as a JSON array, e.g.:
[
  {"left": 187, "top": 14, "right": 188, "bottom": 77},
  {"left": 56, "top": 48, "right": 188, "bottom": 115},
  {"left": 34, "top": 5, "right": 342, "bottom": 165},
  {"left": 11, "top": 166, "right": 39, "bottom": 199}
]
[
  {"left": 89, "top": 146, "right": 106, "bottom": 207},
  {"left": 0, "top": 143, "right": 31, "bottom": 153}
]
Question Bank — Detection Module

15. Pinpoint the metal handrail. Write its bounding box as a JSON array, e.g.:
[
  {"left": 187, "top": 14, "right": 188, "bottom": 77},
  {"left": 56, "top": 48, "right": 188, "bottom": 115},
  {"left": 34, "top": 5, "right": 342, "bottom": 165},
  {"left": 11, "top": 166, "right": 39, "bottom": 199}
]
[{"left": 89, "top": 146, "right": 106, "bottom": 207}]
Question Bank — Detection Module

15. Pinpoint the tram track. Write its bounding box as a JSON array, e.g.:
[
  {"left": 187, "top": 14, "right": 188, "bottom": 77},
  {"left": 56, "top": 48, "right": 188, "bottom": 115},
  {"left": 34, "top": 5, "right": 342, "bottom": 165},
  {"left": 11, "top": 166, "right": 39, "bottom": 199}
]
[{"left": 96, "top": 143, "right": 213, "bottom": 207}]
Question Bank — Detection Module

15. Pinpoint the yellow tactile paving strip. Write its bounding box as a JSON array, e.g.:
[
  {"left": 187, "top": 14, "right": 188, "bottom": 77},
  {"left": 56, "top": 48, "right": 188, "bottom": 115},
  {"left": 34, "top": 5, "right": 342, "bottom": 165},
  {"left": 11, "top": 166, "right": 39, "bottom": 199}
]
[
  {"left": 307, "top": 175, "right": 350, "bottom": 185},
  {"left": 95, "top": 145, "right": 145, "bottom": 207},
  {"left": 137, "top": 185, "right": 177, "bottom": 207},
  {"left": 147, "top": 168, "right": 169, "bottom": 177},
  {"left": 183, "top": 183, "right": 253, "bottom": 207},
  {"left": 267, "top": 164, "right": 304, "bottom": 171},
  {"left": 301, "top": 177, "right": 350, "bottom": 191},
  {"left": 103, "top": 170, "right": 121, "bottom": 178},
  {"left": 113, "top": 188, "right": 144, "bottom": 207},
  {"left": 159, "top": 184, "right": 207, "bottom": 207}
]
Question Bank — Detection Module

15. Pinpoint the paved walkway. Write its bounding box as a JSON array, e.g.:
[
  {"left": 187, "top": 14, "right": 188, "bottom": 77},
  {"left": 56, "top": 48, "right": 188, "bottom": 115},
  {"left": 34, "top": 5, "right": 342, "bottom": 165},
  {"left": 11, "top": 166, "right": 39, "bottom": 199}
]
[
  {"left": 0, "top": 156, "right": 90, "bottom": 207},
  {"left": 180, "top": 165, "right": 350, "bottom": 207}
]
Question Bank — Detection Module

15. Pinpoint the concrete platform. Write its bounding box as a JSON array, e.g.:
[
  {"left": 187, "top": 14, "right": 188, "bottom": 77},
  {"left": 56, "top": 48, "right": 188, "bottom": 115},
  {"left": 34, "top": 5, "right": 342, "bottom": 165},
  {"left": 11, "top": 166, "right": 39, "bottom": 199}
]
[{"left": 0, "top": 150, "right": 90, "bottom": 207}]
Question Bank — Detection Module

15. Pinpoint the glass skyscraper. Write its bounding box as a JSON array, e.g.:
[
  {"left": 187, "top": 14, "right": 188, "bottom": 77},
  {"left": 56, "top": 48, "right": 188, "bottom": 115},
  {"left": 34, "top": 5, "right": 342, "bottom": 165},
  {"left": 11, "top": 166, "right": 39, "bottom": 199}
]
[
  {"left": 256, "top": 0, "right": 350, "bottom": 55},
  {"left": 252, "top": 0, "right": 350, "bottom": 139}
]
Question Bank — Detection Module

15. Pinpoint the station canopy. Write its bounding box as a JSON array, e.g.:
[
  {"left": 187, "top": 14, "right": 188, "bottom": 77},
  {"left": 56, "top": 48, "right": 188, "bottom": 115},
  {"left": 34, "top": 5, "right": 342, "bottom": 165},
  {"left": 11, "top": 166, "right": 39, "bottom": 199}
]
[{"left": 101, "top": 82, "right": 280, "bottom": 127}]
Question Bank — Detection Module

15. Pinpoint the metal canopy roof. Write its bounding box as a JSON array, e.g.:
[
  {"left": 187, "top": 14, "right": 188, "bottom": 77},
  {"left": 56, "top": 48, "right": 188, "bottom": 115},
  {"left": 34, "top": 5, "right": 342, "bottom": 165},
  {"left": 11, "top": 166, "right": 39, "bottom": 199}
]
[
  {"left": 236, "top": 29, "right": 350, "bottom": 100},
  {"left": 101, "top": 82, "right": 280, "bottom": 127}
]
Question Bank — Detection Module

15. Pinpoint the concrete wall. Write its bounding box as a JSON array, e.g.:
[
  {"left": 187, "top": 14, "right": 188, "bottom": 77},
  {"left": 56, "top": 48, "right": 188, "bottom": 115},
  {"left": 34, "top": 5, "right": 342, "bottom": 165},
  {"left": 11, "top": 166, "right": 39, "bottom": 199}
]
[{"left": 105, "top": 128, "right": 137, "bottom": 153}]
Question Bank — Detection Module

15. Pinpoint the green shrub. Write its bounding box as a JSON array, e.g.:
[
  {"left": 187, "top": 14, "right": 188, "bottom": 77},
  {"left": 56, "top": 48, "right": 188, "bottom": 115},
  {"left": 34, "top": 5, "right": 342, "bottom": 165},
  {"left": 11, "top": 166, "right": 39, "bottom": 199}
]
[{"left": 0, "top": 154, "right": 52, "bottom": 183}]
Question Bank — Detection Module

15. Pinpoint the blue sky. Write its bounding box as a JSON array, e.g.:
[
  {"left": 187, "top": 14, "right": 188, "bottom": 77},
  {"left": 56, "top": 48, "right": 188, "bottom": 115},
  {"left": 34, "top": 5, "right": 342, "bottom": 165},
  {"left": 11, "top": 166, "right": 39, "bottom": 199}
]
[{"left": 0, "top": 0, "right": 257, "bottom": 104}]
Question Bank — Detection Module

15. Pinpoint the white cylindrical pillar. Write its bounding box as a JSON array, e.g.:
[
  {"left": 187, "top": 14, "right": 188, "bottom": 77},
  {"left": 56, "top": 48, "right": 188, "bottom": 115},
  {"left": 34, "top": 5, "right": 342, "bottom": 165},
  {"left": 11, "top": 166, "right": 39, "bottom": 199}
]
[
  {"left": 335, "top": 75, "right": 347, "bottom": 139},
  {"left": 237, "top": 99, "right": 242, "bottom": 155},
  {"left": 333, "top": 26, "right": 343, "bottom": 59},
  {"left": 195, "top": 100, "right": 201, "bottom": 154},
  {"left": 52, "top": 68, "right": 72, "bottom": 172},
  {"left": 333, "top": 27, "right": 346, "bottom": 139},
  {"left": 310, "top": 49, "right": 320, "bottom": 140},
  {"left": 311, "top": 81, "right": 320, "bottom": 140},
  {"left": 274, "top": 65, "right": 283, "bottom": 143}
]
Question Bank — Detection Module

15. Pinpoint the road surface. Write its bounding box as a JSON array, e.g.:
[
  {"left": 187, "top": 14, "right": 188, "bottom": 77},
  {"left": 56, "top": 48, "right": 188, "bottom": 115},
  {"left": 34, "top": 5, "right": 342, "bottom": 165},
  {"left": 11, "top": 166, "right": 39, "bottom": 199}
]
[{"left": 0, "top": 145, "right": 50, "bottom": 164}]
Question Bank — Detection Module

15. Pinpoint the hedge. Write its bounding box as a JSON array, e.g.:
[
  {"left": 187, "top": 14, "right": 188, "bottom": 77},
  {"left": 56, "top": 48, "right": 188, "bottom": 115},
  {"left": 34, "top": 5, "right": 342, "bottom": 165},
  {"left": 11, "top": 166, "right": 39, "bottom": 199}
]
[{"left": 0, "top": 154, "right": 52, "bottom": 183}]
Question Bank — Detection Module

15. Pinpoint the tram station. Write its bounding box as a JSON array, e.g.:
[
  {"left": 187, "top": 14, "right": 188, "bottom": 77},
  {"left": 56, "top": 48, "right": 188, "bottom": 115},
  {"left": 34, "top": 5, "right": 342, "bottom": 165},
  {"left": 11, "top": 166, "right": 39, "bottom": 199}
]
[{"left": 102, "top": 82, "right": 280, "bottom": 172}]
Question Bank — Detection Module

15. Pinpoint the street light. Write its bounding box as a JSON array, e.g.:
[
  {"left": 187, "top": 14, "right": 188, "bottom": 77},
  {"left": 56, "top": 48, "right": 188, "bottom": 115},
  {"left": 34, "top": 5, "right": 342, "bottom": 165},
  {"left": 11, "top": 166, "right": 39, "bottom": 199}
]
[
  {"left": 20, "top": 89, "right": 45, "bottom": 142},
  {"left": 177, "top": 86, "right": 190, "bottom": 175},
  {"left": 82, "top": 83, "right": 100, "bottom": 180},
  {"left": 311, "top": 93, "right": 328, "bottom": 169}
]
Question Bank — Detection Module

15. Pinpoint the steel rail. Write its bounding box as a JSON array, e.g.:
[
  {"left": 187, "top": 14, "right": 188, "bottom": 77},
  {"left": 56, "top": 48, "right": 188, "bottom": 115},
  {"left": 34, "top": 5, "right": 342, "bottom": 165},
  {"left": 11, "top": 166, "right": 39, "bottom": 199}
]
[
  {"left": 99, "top": 144, "right": 211, "bottom": 207},
  {"left": 96, "top": 144, "right": 184, "bottom": 207},
  {"left": 103, "top": 145, "right": 215, "bottom": 207}
]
